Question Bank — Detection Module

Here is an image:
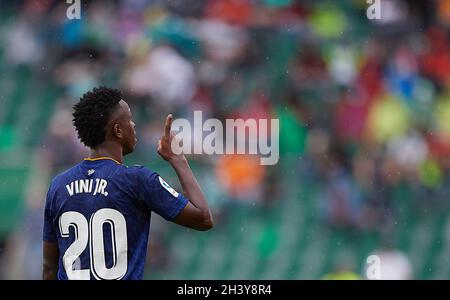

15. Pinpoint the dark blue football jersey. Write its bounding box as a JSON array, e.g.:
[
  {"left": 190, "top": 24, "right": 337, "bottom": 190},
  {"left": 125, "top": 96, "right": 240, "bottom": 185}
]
[{"left": 43, "top": 157, "right": 189, "bottom": 280}]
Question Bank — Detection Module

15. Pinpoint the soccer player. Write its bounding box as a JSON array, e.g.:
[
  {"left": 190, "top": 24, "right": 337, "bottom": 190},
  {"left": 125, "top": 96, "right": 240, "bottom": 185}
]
[{"left": 42, "top": 87, "right": 213, "bottom": 280}]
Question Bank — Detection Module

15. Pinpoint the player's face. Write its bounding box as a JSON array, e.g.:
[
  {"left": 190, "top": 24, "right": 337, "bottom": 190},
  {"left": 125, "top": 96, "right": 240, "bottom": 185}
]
[{"left": 117, "top": 100, "right": 137, "bottom": 155}]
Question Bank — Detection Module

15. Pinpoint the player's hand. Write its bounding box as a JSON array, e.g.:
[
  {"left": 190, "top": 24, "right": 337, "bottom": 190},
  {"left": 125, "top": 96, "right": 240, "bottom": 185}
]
[{"left": 157, "top": 114, "right": 186, "bottom": 164}]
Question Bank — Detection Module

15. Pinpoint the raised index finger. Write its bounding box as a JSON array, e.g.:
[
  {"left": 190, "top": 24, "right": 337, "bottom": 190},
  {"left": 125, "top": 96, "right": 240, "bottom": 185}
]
[{"left": 164, "top": 114, "right": 173, "bottom": 139}]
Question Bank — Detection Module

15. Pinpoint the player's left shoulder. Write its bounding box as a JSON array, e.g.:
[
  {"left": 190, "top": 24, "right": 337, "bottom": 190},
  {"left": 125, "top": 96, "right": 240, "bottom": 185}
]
[
  {"left": 126, "top": 164, "right": 154, "bottom": 173},
  {"left": 49, "top": 165, "right": 78, "bottom": 190},
  {"left": 121, "top": 164, "right": 156, "bottom": 181}
]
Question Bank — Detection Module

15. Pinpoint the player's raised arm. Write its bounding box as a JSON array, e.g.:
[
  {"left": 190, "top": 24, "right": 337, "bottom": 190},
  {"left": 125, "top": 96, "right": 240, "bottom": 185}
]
[{"left": 157, "top": 114, "right": 213, "bottom": 231}]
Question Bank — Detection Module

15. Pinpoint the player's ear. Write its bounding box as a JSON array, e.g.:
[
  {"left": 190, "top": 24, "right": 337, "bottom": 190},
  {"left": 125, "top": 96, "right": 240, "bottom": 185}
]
[{"left": 113, "top": 123, "right": 123, "bottom": 139}]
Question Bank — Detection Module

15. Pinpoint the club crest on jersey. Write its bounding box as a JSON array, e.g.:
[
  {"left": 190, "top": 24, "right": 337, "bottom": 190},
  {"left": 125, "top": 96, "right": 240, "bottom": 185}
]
[{"left": 159, "top": 176, "right": 179, "bottom": 198}]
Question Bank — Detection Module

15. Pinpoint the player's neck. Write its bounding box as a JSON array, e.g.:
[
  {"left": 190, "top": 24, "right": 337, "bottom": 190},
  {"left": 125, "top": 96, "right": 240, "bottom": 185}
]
[{"left": 89, "top": 143, "right": 123, "bottom": 164}]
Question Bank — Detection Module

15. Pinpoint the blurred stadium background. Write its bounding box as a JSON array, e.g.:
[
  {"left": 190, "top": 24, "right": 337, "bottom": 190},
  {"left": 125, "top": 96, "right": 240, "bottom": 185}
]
[{"left": 1, "top": 0, "right": 450, "bottom": 280}]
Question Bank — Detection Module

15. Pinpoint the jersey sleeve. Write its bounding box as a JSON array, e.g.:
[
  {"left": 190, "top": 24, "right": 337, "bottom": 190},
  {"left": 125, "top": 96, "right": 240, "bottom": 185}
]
[
  {"left": 43, "top": 181, "right": 57, "bottom": 242},
  {"left": 134, "top": 166, "right": 189, "bottom": 221}
]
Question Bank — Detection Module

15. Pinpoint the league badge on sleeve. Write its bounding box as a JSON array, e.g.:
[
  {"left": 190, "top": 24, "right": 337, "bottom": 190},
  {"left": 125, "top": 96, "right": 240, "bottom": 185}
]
[{"left": 159, "top": 176, "right": 179, "bottom": 198}]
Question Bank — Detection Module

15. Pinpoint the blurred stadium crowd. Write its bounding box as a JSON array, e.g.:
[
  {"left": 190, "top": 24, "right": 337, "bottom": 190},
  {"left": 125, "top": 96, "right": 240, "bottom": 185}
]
[{"left": 1, "top": 0, "right": 450, "bottom": 279}]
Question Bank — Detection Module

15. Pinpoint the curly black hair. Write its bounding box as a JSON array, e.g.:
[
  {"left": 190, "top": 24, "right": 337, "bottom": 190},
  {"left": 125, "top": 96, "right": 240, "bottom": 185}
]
[{"left": 72, "top": 86, "right": 123, "bottom": 148}]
